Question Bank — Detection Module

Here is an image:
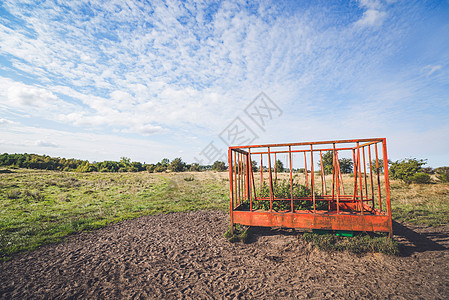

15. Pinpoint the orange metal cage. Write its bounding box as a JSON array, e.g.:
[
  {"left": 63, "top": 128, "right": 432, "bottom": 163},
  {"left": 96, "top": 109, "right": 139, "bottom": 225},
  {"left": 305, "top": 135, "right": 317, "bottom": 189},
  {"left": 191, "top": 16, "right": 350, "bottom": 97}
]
[{"left": 228, "top": 138, "right": 393, "bottom": 237}]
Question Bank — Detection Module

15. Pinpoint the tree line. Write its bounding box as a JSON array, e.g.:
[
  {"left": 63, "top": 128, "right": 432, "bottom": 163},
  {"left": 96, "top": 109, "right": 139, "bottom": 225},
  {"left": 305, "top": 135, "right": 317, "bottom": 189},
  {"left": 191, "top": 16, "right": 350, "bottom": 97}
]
[
  {"left": 2, "top": 152, "right": 447, "bottom": 183},
  {"left": 0, "top": 153, "right": 227, "bottom": 173}
]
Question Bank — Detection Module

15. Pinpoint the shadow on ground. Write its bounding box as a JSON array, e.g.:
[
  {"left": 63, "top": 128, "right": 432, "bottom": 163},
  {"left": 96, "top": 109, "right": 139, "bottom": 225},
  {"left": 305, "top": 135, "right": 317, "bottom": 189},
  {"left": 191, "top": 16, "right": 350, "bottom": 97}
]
[{"left": 393, "top": 221, "right": 448, "bottom": 256}]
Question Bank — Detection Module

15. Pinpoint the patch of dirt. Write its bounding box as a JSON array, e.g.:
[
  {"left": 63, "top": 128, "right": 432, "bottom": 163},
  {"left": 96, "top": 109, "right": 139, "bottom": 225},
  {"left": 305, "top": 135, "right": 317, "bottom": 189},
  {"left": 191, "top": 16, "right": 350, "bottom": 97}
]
[{"left": 1, "top": 211, "right": 448, "bottom": 299}]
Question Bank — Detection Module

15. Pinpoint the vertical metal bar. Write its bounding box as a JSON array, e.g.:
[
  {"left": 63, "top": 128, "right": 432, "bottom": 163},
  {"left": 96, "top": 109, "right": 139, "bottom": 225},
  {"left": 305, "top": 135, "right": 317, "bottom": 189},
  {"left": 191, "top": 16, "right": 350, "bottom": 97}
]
[
  {"left": 332, "top": 146, "right": 336, "bottom": 202},
  {"left": 320, "top": 150, "right": 325, "bottom": 195},
  {"left": 375, "top": 143, "right": 382, "bottom": 211},
  {"left": 368, "top": 145, "right": 375, "bottom": 208},
  {"left": 336, "top": 152, "right": 345, "bottom": 195},
  {"left": 228, "top": 149, "right": 234, "bottom": 234},
  {"left": 234, "top": 151, "right": 237, "bottom": 208},
  {"left": 362, "top": 146, "right": 368, "bottom": 203},
  {"left": 260, "top": 153, "right": 263, "bottom": 194},
  {"left": 241, "top": 153, "right": 245, "bottom": 206},
  {"left": 382, "top": 138, "right": 393, "bottom": 237},
  {"left": 267, "top": 147, "right": 273, "bottom": 212},
  {"left": 242, "top": 154, "right": 248, "bottom": 203},
  {"left": 248, "top": 149, "right": 252, "bottom": 211},
  {"left": 357, "top": 142, "right": 364, "bottom": 215},
  {"left": 304, "top": 152, "right": 309, "bottom": 189},
  {"left": 311, "top": 145, "right": 316, "bottom": 212},
  {"left": 245, "top": 153, "right": 249, "bottom": 204},
  {"left": 333, "top": 143, "right": 339, "bottom": 214},
  {"left": 352, "top": 149, "right": 358, "bottom": 202},
  {"left": 274, "top": 153, "right": 277, "bottom": 182},
  {"left": 237, "top": 153, "right": 243, "bottom": 204},
  {"left": 289, "top": 146, "right": 293, "bottom": 212}
]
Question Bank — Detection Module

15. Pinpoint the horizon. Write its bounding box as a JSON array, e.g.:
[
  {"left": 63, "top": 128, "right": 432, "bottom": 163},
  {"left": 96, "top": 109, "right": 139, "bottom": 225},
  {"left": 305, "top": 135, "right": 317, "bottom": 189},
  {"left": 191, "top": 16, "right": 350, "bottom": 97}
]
[{"left": 1, "top": 1, "right": 448, "bottom": 168}]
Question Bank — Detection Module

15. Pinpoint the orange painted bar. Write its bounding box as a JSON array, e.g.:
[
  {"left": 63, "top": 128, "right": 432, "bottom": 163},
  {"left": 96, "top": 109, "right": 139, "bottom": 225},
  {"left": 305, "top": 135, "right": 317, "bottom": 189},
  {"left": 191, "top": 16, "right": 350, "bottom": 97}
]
[{"left": 232, "top": 211, "right": 391, "bottom": 233}]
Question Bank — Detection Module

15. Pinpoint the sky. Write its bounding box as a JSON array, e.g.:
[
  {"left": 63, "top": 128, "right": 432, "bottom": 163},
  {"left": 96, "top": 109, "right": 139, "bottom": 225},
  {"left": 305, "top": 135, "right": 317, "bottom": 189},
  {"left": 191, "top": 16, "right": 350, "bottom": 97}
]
[{"left": 0, "top": 0, "right": 448, "bottom": 167}]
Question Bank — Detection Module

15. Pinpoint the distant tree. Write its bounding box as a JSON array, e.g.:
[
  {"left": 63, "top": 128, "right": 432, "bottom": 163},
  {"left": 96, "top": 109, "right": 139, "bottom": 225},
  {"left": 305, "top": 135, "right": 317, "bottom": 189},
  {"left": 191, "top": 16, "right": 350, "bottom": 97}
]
[
  {"left": 370, "top": 159, "right": 392, "bottom": 174},
  {"left": 435, "top": 167, "right": 449, "bottom": 182},
  {"left": 212, "top": 161, "right": 227, "bottom": 171},
  {"left": 251, "top": 160, "right": 258, "bottom": 172},
  {"left": 161, "top": 158, "right": 170, "bottom": 166},
  {"left": 319, "top": 151, "right": 353, "bottom": 174},
  {"left": 169, "top": 157, "right": 186, "bottom": 172},
  {"left": 146, "top": 164, "right": 156, "bottom": 173},
  {"left": 390, "top": 158, "right": 428, "bottom": 184},
  {"left": 275, "top": 159, "right": 284, "bottom": 172},
  {"left": 120, "top": 157, "right": 131, "bottom": 165},
  {"left": 189, "top": 163, "right": 200, "bottom": 172},
  {"left": 339, "top": 158, "right": 353, "bottom": 174}
]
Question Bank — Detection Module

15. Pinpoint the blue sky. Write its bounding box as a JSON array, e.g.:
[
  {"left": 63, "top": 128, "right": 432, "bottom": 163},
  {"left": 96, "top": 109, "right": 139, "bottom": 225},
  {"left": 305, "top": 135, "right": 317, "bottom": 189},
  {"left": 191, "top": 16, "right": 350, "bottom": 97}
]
[{"left": 0, "top": 0, "right": 448, "bottom": 167}]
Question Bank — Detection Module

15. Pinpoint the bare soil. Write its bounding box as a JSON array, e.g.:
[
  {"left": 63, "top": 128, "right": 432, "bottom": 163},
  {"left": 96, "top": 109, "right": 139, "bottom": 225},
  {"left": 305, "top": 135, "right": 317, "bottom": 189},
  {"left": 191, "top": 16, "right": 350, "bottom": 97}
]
[{"left": 1, "top": 210, "right": 448, "bottom": 299}]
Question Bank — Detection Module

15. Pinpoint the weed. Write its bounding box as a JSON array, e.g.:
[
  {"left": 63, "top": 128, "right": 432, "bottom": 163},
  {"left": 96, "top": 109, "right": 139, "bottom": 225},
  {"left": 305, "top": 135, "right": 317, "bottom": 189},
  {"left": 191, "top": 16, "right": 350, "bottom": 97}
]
[
  {"left": 224, "top": 224, "right": 249, "bottom": 243},
  {"left": 6, "top": 190, "right": 21, "bottom": 199},
  {"left": 300, "top": 232, "right": 399, "bottom": 255},
  {"left": 184, "top": 176, "right": 194, "bottom": 181}
]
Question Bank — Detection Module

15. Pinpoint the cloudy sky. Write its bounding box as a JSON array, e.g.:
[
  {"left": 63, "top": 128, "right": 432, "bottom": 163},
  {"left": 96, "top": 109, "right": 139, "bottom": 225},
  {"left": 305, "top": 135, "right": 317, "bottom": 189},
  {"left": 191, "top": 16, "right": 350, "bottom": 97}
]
[{"left": 0, "top": 0, "right": 448, "bottom": 167}]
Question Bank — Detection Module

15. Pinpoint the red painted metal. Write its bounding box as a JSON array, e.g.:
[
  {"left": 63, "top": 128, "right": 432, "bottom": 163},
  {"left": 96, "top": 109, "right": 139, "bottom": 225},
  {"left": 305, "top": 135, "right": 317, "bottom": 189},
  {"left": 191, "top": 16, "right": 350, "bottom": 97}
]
[{"left": 229, "top": 138, "right": 393, "bottom": 237}]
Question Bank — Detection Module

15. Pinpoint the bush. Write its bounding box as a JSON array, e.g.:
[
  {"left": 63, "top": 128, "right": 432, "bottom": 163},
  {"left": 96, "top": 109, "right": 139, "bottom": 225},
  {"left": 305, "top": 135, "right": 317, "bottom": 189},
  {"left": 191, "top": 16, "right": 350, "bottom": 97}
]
[
  {"left": 410, "top": 172, "right": 431, "bottom": 184},
  {"left": 169, "top": 157, "right": 186, "bottom": 172},
  {"left": 189, "top": 163, "right": 200, "bottom": 172},
  {"left": 435, "top": 167, "right": 449, "bottom": 182},
  {"left": 389, "top": 158, "right": 427, "bottom": 184},
  {"left": 212, "top": 161, "right": 227, "bottom": 171}
]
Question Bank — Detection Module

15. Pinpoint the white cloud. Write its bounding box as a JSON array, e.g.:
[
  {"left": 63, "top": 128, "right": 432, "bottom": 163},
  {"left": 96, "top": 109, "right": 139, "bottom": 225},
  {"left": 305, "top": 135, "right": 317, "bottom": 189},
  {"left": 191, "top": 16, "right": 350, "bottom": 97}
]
[
  {"left": 355, "top": 0, "right": 387, "bottom": 27},
  {"left": 355, "top": 9, "right": 387, "bottom": 27},
  {"left": 8, "top": 84, "right": 58, "bottom": 108},
  {"left": 0, "top": 118, "right": 18, "bottom": 126},
  {"left": 35, "top": 140, "right": 59, "bottom": 148},
  {"left": 425, "top": 65, "right": 442, "bottom": 76}
]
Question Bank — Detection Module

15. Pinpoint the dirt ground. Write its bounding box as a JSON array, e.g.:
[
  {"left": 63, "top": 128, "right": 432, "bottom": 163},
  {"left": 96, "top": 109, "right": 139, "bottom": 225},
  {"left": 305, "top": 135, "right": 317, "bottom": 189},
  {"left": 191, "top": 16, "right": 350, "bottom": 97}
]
[{"left": 1, "top": 210, "right": 448, "bottom": 299}]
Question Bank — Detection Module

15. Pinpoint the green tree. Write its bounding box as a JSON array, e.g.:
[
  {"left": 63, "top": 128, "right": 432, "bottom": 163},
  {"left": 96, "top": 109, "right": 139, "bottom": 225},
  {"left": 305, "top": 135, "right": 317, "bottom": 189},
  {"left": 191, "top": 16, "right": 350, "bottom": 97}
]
[
  {"left": 339, "top": 158, "right": 353, "bottom": 174},
  {"left": 390, "top": 158, "right": 427, "bottom": 184},
  {"left": 189, "top": 163, "right": 200, "bottom": 172},
  {"left": 370, "top": 159, "right": 392, "bottom": 174},
  {"left": 319, "top": 151, "right": 352, "bottom": 174},
  {"left": 169, "top": 157, "right": 186, "bottom": 172},
  {"left": 212, "top": 161, "right": 227, "bottom": 171},
  {"left": 251, "top": 160, "right": 258, "bottom": 172},
  {"left": 275, "top": 159, "right": 284, "bottom": 172}
]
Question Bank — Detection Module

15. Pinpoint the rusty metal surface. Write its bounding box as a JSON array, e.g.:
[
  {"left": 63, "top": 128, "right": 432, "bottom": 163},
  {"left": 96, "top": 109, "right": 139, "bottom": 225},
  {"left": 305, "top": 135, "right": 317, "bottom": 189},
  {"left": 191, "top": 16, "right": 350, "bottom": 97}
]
[{"left": 229, "top": 138, "right": 393, "bottom": 237}]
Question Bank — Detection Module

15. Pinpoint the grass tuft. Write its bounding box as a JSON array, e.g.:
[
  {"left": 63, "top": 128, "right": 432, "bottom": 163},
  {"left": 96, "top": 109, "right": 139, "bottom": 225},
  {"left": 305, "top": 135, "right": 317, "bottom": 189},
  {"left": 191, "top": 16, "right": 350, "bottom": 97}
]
[
  {"left": 224, "top": 225, "right": 250, "bottom": 244},
  {"left": 300, "top": 232, "right": 399, "bottom": 256}
]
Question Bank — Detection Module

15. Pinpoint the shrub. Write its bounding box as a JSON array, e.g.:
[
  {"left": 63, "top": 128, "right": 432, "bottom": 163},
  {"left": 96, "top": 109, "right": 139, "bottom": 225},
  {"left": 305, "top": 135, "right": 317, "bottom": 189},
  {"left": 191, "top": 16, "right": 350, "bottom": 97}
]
[
  {"left": 189, "top": 163, "right": 200, "bottom": 172},
  {"left": 435, "top": 167, "right": 449, "bottom": 182},
  {"left": 212, "top": 161, "right": 227, "bottom": 171},
  {"left": 275, "top": 159, "right": 284, "bottom": 172},
  {"left": 389, "top": 158, "right": 427, "bottom": 184},
  {"left": 410, "top": 172, "right": 431, "bottom": 184},
  {"left": 183, "top": 175, "right": 194, "bottom": 181},
  {"left": 169, "top": 157, "right": 186, "bottom": 172}
]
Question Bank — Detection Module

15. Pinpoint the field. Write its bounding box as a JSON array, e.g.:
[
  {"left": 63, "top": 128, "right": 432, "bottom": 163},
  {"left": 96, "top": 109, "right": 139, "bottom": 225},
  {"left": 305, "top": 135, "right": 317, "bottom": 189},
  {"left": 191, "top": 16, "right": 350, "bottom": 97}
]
[
  {"left": 1, "top": 169, "right": 448, "bottom": 298},
  {"left": 1, "top": 169, "right": 448, "bottom": 260},
  {"left": 0, "top": 169, "right": 229, "bottom": 260}
]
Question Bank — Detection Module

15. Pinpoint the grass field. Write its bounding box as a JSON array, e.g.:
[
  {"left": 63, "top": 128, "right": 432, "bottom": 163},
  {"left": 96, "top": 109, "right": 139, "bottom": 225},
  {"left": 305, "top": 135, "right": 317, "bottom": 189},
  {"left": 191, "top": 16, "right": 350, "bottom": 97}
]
[{"left": 1, "top": 169, "right": 448, "bottom": 260}]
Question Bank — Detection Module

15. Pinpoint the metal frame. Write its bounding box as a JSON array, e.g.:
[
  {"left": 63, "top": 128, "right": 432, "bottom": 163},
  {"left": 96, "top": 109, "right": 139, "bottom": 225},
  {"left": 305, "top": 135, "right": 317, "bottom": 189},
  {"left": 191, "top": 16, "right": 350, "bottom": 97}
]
[{"left": 228, "top": 138, "right": 392, "bottom": 237}]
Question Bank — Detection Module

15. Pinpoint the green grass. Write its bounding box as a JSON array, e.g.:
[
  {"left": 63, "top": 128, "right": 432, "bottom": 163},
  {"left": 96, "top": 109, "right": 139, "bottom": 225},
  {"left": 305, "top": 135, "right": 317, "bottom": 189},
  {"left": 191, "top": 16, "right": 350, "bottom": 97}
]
[
  {"left": 0, "top": 169, "right": 228, "bottom": 260},
  {"left": 390, "top": 181, "right": 449, "bottom": 226},
  {"left": 300, "top": 232, "right": 400, "bottom": 255}
]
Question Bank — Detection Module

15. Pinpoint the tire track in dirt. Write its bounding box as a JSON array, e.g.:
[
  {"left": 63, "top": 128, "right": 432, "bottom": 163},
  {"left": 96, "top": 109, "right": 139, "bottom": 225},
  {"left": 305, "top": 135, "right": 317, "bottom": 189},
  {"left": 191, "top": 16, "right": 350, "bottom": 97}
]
[{"left": 1, "top": 210, "right": 448, "bottom": 299}]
